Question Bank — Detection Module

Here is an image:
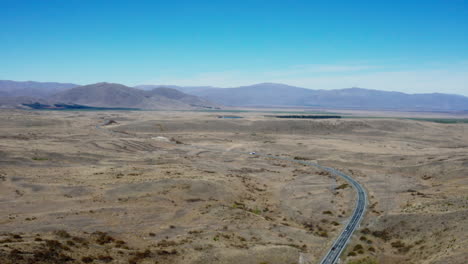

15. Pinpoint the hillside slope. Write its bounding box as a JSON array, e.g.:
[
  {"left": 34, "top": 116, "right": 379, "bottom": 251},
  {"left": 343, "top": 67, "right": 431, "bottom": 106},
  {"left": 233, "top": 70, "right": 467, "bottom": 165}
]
[
  {"left": 147, "top": 87, "right": 216, "bottom": 107},
  {"left": 0, "top": 80, "right": 78, "bottom": 98},
  {"left": 49, "top": 82, "right": 218, "bottom": 109},
  {"left": 172, "top": 83, "right": 468, "bottom": 111}
]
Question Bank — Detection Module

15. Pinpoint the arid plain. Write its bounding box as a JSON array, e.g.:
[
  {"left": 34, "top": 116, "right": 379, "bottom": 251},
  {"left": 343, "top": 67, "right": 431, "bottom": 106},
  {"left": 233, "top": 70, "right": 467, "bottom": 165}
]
[{"left": 0, "top": 110, "right": 467, "bottom": 264}]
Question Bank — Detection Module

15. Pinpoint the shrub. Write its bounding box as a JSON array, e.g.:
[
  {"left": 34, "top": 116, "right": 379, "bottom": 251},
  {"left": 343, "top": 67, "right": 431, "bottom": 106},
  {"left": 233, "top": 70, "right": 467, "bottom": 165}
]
[
  {"left": 336, "top": 183, "right": 349, "bottom": 190},
  {"left": 318, "top": 231, "right": 328, "bottom": 237},
  {"left": 97, "top": 255, "right": 113, "bottom": 263},
  {"left": 32, "top": 157, "right": 48, "bottom": 161},
  {"left": 81, "top": 256, "right": 94, "bottom": 263},
  {"left": 348, "top": 257, "right": 378, "bottom": 264},
  {"left": 361, "top": 228, "right": 371, "bottom": 234},
  {"left": 353, "top": 244, "right": 363, "bottom": 251},
  {"left": 391, "top": 240, "right": 412, "bottom": 253},
  {"left": 54, "top": 230, "right": 71, "bottom": 239},
  {"left": 93, "top": 231, "right": 115, "bottom": 245},
  {"left": 371, "top": 229, "right": 391, "bottom": 241}
]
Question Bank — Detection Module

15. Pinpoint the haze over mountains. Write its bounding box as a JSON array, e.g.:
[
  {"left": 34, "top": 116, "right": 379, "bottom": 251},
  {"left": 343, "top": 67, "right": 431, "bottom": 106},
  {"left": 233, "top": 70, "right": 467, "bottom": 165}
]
[
  {"left": 0, "top": 80, "right": 78, "bottom": 98},
  {"left": 0, "top": 81, "right": 217, "bottom": 110},
  {"left": 50, "top": 82, "right": 217, "bottom": 109},
  {"left": 1, "top": 80, "right": 468, "bottom": 111},
  {"left": 137, "top": 83, "right": 468, "bottom": 111}
]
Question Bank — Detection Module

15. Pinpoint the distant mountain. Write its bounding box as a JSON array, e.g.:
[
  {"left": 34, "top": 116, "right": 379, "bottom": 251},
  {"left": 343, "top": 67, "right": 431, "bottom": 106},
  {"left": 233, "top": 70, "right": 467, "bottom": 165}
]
[
  {"left": 171, "top": 83, "right": 468, "bottom": 111},
  {"left": 2, "top": 80, "right": 467, "bottom": 111},
  {"left": 49, "top": 82, "right": 218, "bottom": 109},
  {"left": 135, "top": 85, "right": 215, "bottom": 94},
  {"left": 187, "top": 83, "right": 315, "bottom": 107},
  {"left": 50, "top": 82, "right": 148, "bottom": 108},
  {"left": 146, "top": 87, "right": 215, "bottom": 107},
  {"left": 0, "top": 80, "right": 78, "bottom": 98},
  {"left": 299, "top": 88, "right": 468, "bottom": 111}
]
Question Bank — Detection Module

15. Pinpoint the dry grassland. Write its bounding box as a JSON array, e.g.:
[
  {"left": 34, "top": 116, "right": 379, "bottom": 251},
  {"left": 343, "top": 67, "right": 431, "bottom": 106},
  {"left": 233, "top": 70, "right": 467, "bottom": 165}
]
[{"left": 0, "top": 110, "right": 466, "bottom": 264}]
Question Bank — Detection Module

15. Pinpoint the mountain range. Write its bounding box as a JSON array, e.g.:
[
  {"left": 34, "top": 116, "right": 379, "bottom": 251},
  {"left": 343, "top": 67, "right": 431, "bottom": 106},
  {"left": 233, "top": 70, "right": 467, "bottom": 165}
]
[
  {"left": 0, "top": 81, "right": 218, "bottom": 110},
  {"left": 1, "top": 80, "right": 468, "bottom": 111},
  {"left": 0, "top": 80, "right": 78, "bottom": 98},
  {"left": 136, "top": 83, "right": 468, "bottom": 111}
]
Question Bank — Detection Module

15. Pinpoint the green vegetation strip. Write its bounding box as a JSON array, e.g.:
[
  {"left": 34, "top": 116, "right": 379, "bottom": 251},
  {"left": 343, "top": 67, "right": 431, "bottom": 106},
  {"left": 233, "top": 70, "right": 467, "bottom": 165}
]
[
  {"left": 404, "top": 118, "right": 468, "bottom": 124},
  {"left": 343, "top": 116, "right": 468, "bottom": 124},
  {"left": 176, "top": 109, "right": 344, "bottom": 115}
]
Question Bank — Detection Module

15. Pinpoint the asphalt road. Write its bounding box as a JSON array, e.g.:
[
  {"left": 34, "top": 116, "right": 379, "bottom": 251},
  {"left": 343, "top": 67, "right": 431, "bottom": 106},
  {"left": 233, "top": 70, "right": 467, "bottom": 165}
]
[
  {"left": 97, "top": 123, "right": 367, "bottom": 264},
  {"left": 180, "top": 148, "right": 368, "bottom": 264},
  {"left": 251, "top": 155, "right": 367, "bottom": 264},
  {"left": 314, "top": 167, "right": 367, "bottom": 264}
]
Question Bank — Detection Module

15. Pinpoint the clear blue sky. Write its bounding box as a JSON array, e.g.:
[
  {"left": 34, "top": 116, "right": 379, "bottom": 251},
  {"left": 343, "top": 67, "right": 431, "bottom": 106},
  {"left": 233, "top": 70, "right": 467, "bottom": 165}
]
[{"left": 1, "top": 0, "right": 467, "bottom": 95}]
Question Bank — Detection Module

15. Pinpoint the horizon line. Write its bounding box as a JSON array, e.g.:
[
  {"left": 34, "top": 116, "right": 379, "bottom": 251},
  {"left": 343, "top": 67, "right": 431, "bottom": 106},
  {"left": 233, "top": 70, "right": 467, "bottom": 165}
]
[{"left": 1, "top": 79, "right": 467, "bottom": 97}]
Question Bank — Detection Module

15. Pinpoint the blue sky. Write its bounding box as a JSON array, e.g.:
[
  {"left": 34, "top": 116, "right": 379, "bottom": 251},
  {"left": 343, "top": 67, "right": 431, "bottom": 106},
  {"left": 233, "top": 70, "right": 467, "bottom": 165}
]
[{"left": 1, "top": 0, "right": 467, "bottom": 95}]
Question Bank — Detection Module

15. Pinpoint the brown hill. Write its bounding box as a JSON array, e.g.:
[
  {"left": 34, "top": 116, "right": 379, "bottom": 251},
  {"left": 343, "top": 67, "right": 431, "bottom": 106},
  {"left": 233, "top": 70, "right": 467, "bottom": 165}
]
[
  {"left": 50, "top": 82, "right": 218, "bottom": 109},
  {"left": 147, "top": 87, "right": 215, "bottom": 107}
]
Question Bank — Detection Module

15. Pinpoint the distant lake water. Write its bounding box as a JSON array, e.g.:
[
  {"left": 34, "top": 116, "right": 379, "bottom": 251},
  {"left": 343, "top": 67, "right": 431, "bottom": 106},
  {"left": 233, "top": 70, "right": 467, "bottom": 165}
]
[{"left": 218, "top": 116, "right": 243, "bottom": 119}]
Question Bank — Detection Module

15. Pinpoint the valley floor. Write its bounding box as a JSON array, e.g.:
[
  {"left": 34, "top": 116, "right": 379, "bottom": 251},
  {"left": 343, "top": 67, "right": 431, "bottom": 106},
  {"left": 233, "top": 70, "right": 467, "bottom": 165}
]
[{"left": 0, "top": 110, "right": 467, "bottom": 264}]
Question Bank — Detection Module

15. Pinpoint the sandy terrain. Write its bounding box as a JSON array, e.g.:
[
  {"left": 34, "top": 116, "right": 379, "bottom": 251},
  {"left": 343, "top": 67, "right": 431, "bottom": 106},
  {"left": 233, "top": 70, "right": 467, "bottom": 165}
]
[{"left": 0, "top": 110, "right": 466, "bottom": 264}]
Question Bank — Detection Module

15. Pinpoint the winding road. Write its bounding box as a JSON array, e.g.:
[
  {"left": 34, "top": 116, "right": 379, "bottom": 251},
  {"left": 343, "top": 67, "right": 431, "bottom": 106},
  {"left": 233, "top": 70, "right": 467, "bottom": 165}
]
[
  {"left": 97, "top": 122, "right": 367, "bottom": 264},
  {"left": 253, "top": 155, "right": 367, "bottom": 264}
]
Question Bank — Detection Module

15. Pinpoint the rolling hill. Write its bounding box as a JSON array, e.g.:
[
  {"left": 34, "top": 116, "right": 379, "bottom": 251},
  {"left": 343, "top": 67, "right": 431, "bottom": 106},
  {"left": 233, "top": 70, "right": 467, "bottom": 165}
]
[
  {"left": 0, "top": 80, "right": 78, "bottom": 98},
  {"left": 1, "top": 80, "right": 467, "bottom": 111},
  {"left": 49, "top": 82, "right": 218, "bottom": 109},
  {"left": 170, "top": 83, "right": 468, "bottom": 111},
  {"left": 135, "top": 85, "right": 216, "bottom": 94}
]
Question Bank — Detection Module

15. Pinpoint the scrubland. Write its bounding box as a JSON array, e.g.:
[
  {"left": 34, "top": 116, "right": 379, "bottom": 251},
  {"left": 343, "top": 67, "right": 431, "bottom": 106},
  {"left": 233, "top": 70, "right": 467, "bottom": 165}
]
[{"left": 0, "top": 110, "right": 466, "bottom": 264}]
